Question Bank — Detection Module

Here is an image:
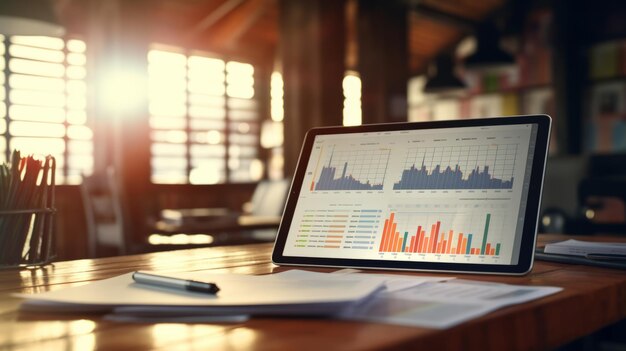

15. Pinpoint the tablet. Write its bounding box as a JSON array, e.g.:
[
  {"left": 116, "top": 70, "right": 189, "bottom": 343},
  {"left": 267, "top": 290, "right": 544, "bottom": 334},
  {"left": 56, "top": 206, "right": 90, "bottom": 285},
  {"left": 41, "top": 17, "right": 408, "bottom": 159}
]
[{"left": 272, "top": 115, "right": 551, "bottom": 275}]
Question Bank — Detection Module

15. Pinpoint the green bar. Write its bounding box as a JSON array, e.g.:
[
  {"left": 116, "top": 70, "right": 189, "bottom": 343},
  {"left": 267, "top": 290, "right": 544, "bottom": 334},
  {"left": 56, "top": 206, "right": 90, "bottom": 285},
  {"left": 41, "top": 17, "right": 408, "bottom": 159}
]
[
  {"left": 402, "top": 232, "right": 408, "bottom": 252},
  {"left": 466, "top": 234, "right": 473, "bottom": 255},
  {"left": 496, "top": 243, "right": 501, "bottom": 255},
  {"left": 481, "top": 213, "right": 491, "bottom": 255}
]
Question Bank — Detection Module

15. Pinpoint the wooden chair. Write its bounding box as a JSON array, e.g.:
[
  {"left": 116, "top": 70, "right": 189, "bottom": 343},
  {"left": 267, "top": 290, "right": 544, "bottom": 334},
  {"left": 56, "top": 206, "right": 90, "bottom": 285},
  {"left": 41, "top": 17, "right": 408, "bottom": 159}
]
[{"left": 80, "top": 168, "right": 129, "bottom": 257}]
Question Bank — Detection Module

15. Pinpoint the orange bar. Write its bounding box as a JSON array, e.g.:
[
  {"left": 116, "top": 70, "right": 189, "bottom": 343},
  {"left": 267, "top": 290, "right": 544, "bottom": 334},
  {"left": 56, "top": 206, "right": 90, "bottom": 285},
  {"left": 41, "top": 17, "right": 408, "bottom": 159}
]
[
  {"left": 423, "top": 237, "right": 429, "bottom": 253},
  {"left": 462, "top": 238, "right": 467, "bottom": 254},
  {"left": 486, "top": 243, "right": 492, "bottom": 256},
  {"left": 436, "top": 242, "right": 442, "bottom": 253},
  {"left": 379, "top": 219, "right": 390, "bottom": 252},
  {"left": 387, "top": 221, "right": 398, "bottom": 252},
  {"left": 384, "top": 213, "right": 395, "bottom": 252},
  {"left": 442, "top": 240, "right": 447, "bottom": 253},
  {"left": 391, "top": 228, "right": 402, "bottom": 252},
  {"left": 440, "top": 234, "right": 445, "bottom": 253},
  {"left": 456, "top": 233, "right": 464, "bottom": 255},
  {"left": 409, "top": 236, "right": 415, "bottom": 252},
  {"left": 431, "top": 222, "right": 441, "bottom": 253},
  {"left": 418, "top": 234, "right": 425, "bottom": 253},
  {"left": 446, "top": 230, "right": 453, "bottom": 254},
  {"left": 310, "top": 181, "right": 315, "bottom": 191},
  {"left": 490, "top": 248, "right": 495, "bottom": 255},
  {"left": 428, "top": 225, "right": 436, "bottom": 253},
  {"left": 414, "top": 226, "right": 422, "bottom": 253},
  {"left": 471, "top": 248, "right": 476, "bottom": 255},
  {"left": 413, "top": 232, "right": 424, "bottom": 252}
]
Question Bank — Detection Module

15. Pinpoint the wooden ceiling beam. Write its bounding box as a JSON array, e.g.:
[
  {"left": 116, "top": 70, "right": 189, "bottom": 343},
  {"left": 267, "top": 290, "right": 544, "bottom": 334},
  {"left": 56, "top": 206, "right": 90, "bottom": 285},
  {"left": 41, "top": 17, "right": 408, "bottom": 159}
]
[
  {"left": 216, "top": 0, "right": 269, "bottom": 49},
  {"left": 184, "top": 0, "right": 247, "bottom": 40},
  {"left": 194, "top": 0, "right": 269, "bottom": 51}
]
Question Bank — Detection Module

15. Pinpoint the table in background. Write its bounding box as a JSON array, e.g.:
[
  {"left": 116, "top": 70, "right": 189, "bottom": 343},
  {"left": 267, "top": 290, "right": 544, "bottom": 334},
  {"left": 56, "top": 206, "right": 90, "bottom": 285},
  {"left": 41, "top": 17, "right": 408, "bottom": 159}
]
[{"left": 1, "top": 234, "right": 626, "bottom": 350}]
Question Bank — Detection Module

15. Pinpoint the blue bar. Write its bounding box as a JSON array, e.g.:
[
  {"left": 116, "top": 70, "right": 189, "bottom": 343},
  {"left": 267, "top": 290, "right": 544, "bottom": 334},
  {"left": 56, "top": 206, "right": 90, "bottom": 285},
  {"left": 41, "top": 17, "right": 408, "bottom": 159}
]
[
  {"left": 402, "top": 232, "right": 409, "bottom": 252},
  {"left": 466, "top": 234, "right": 473, "bottom": 255}
]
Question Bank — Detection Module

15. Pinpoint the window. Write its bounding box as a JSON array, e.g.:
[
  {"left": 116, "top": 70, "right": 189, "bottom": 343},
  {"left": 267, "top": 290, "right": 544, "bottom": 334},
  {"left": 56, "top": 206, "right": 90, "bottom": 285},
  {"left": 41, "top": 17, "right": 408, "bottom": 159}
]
[
  {"left": 263, "top": 71, "right": 285, "bottom": 180},
  {"left": 343, "top": 71, "right": 362, "bottom": 126},
  {"left": 0, "top": 35, "right": 92, "bottom": 184},
  {"left": 148, "top": 47, "right": 260, "bottom": 184}
]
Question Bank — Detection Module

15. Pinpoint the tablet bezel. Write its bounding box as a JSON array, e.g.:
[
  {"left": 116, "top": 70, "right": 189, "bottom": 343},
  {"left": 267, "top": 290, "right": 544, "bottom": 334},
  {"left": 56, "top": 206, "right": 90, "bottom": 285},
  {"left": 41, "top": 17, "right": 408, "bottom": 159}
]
[{"left": 272, "top": 115, "right": 551, "bottom": 275}]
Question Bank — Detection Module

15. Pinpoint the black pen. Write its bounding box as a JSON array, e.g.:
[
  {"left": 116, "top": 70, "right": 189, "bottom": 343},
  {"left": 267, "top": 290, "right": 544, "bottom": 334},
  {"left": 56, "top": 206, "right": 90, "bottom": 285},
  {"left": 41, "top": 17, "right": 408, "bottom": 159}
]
[{"left": 132, "top": 271, "right": 220, "bottom": 295}]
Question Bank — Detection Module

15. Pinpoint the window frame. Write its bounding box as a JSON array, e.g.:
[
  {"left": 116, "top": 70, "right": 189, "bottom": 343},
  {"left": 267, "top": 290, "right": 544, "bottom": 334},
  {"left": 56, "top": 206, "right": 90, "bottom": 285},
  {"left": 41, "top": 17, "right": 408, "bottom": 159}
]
[
  {"left": 0, "top": 35, "right": 92, "bottom": 184},
  {"left": 148, "top": 45, "right": 261, "bottom": 185}
]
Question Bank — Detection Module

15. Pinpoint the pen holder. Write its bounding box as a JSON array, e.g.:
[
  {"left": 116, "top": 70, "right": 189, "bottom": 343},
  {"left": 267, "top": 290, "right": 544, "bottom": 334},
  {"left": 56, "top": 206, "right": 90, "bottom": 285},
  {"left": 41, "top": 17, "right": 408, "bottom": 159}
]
[
  {"left": 0, "top": 208, "right": 56, "bottom": 268},
  {"left": 0, "top": 152, "right": 56, "bottom": 269}
]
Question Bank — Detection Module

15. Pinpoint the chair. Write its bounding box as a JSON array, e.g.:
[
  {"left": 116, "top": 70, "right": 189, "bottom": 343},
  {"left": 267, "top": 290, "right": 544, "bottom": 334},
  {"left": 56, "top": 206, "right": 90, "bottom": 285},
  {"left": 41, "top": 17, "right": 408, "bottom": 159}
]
[
  {"left": 577, "top": 176, "right": 626, "bottom": 235},
  {"left": 243, "top": 179, "right": 291, "bottom": 241},
  {"left": 538, "top": 155, "right": 588, "bottom": 234},
  {"left": 82, "top": 168, "right": 224, "bottom": 257},
  {"left": 80, "top": 168, "right": 129, "bottom": 257},
  {"left": 152, "top": 179, "right": 291, "bottom": 245}
]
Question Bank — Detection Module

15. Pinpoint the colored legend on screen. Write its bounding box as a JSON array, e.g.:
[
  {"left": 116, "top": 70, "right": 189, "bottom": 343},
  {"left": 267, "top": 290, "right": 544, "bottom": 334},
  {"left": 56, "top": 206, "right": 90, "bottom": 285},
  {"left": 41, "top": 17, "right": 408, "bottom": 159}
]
[
  {"left": 378, "top": 212, "right": 501, "bottom": 256},
  {"left": 294, "top": 208, "right": 382, "bottom": 250}
]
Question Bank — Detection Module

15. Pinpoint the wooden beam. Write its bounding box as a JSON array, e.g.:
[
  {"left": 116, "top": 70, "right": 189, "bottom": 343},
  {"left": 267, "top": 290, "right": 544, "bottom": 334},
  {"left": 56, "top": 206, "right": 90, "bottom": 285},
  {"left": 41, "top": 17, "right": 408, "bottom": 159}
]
[
  {"left": 184, "top": 0, "right": 246, "bottom": 41},
  {"left": 204, "top": 0, "right": 269, "bottom": 50},
  {"left": 358, "top": 0, "right": 409, "bottom": 123},
  {"left": 552, "top": 0, "right": 585, "bottom": 154},
  {"left": 280, "top": 0, "right": 346, "bottom": 176}
]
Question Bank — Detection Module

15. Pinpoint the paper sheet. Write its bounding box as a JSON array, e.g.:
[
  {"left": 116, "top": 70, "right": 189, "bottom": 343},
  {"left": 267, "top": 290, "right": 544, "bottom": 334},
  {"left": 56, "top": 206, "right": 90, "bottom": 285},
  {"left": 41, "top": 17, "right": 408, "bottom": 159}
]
[
  {"left": 103, "top": 270, "right": 453, "bottom": 319},
  {"left": 17, "top": 270, "right": 386, "bottom": 315},
  {"left": 280, "top": 269, "right": 454, "bottom": 292},
  {"left": 544, "top": 239, "right": 626, "bottom": 256},
  {"left": 17, "top": 269, "right": 561, "bottom": 328},
  {"left": 341, "top": 279, "right": 562, "bottom": 329}
]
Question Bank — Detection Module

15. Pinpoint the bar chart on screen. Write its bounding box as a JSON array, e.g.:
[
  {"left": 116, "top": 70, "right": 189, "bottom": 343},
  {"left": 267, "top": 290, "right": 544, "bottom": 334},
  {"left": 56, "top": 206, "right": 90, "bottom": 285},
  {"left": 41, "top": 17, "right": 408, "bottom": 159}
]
[
  {"left": 378, "top": 206, "right": 512, "bottom": 264},
  {"left": 310, "top": 146, "right": 390, "bottom": 191},
  {"left": 393, "top": 144, "right": 518, "bottom": 190}
]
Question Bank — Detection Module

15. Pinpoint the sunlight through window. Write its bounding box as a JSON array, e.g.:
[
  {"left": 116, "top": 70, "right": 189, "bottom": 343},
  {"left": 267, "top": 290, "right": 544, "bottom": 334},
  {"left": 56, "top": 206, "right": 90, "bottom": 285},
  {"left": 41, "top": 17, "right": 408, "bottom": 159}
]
[
  {"left": 270, "top": 72, "right": 284, "bottom": 122},
  {"left": 0, "top": 36, "right": 92, "bottom": 184},
  {"left": 342, "top": 72, "right": 362, "bottom": 126},
  {"left": 148, "top": 46, "right": 259, "bottom": 184}
]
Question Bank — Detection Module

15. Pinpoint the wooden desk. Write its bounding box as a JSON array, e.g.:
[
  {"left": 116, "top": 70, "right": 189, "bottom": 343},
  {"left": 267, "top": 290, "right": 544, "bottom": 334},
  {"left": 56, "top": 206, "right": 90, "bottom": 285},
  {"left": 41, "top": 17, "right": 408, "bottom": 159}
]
[{"left": 2, "top": 234, "right": 626, "bottom": 350}]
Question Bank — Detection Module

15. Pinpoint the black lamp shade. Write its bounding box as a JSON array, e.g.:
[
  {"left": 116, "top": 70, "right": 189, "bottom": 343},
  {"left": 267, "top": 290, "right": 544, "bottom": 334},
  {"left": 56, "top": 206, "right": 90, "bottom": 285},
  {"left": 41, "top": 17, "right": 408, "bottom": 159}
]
[
  {"left": 464, "top": 23, "right": 515, "bottom": 72},
  {"left": 424, "top": 55, "right": 466, "bottom": 95}
]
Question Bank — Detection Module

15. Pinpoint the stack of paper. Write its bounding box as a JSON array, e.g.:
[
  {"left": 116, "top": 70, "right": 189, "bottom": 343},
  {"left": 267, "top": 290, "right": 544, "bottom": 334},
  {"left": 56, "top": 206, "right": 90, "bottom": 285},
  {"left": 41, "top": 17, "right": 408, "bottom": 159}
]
[
  {"left": 17, "top": 270, "right": 561, "bottom": 329},
  {"left": 18, "top": 270, "right": 390, "bottom": 315},
  {"left": 544, "top": 239, "right": 626, "bottom": 257}
]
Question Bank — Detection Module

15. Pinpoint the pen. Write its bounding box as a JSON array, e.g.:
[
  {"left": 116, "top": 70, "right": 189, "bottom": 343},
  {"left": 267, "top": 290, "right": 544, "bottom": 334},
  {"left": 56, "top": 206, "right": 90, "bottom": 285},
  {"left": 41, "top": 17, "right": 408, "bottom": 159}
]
[{"left": 132, "top": 271, "right": 220, "bottom": 295}]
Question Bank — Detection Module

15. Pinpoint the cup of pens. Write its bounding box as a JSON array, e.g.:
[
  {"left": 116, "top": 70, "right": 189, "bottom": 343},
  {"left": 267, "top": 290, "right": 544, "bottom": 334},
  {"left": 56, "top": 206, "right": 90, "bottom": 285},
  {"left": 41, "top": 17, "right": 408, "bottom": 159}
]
[{"left": 0, "top": 150, "right": 56, "bottom": 268}]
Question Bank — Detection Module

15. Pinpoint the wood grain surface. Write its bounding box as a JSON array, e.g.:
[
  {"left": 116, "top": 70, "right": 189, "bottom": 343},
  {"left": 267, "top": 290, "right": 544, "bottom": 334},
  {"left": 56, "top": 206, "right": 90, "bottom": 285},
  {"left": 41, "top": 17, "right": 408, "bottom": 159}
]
[{"left": 1, "top": 234, "right": 626, "bottom": 351}]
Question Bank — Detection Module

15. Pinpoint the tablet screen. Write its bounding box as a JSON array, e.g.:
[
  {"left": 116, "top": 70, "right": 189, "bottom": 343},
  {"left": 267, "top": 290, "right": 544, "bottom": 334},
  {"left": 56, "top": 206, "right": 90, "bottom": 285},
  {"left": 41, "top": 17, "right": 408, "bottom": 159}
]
[{"left": 273, "top": 116, "right": 551, "bottom": 275}]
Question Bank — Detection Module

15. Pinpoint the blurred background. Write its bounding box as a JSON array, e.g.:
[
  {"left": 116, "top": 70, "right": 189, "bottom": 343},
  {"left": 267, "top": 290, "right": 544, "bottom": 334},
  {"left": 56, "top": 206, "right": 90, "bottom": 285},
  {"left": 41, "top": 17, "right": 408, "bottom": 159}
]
[{"left": 1, "top": 0, "right": 625, "bottom": 260}]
